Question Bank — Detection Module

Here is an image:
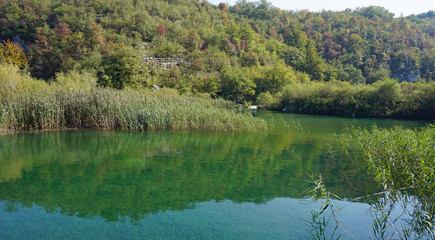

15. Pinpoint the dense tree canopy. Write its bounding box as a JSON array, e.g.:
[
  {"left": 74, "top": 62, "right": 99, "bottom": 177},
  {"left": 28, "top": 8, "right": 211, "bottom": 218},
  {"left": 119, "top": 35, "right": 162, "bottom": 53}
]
[{"left": 0, "top": 0, "right": 434, "bottom": 103}]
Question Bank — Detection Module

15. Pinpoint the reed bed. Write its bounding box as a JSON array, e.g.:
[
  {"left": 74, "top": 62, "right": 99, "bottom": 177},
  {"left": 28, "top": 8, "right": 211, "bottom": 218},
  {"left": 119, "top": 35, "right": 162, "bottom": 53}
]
[
  {"left": 0, "top": 64, "right": 267, "bottom": 132},
  {"left": 343, "top": 125, "right": 435, "bottom": 198}
]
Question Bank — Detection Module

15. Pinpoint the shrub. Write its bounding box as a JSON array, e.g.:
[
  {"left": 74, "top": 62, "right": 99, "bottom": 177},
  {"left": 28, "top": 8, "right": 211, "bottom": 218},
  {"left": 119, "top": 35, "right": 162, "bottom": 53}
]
[{"left": 278, "top": 80, "right": 435, "bottom": 119}]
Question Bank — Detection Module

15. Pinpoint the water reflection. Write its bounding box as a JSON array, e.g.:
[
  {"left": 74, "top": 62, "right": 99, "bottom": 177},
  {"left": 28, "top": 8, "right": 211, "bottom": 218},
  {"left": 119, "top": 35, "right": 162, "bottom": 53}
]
[
  {"left": 0, "top": 111, "right": 431, "bottom": 239},
  {"left": 0, "top": 129, "right": 378, "bottom": 221}
]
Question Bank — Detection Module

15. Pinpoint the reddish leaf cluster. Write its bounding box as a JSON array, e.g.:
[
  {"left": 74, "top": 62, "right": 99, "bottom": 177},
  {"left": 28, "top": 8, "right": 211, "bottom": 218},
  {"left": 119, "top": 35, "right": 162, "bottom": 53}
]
[
  {"left": 218, "top": 3, "right": 228, "bottom": 12},
  {"left": 54, "top": 22, "right": 72, "bottom": 40},
  {"left": 156, "top": 24, "right": 166, "bottom": 36}
]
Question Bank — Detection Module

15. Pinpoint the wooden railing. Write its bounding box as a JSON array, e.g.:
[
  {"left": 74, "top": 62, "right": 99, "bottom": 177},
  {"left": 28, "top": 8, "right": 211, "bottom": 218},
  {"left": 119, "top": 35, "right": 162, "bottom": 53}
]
[{"left": 143, "top": 57, "right": 186, "bottom": 70}]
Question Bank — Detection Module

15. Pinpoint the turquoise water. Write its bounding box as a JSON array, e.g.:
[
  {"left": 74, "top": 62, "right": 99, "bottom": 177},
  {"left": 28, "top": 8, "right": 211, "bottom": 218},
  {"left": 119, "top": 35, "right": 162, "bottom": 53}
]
[{"left": 0, "top": 111, "right": 431, "bottom": 239}]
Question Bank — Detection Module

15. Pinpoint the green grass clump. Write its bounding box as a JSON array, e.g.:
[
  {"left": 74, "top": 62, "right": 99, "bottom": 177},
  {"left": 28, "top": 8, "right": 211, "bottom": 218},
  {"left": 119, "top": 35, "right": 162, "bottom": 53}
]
[
  {"left": 0, "top": 64, "right": 267, "bottom": 133},
  {"left": 343, "top": 125, "right": 435, "bottom": 198}
]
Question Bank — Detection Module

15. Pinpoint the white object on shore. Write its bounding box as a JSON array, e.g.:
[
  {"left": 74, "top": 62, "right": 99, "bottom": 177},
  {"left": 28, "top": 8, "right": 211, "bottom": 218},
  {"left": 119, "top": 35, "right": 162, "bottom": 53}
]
[{"left": 248, "top": 105, "right": 257, "bottom": 109}]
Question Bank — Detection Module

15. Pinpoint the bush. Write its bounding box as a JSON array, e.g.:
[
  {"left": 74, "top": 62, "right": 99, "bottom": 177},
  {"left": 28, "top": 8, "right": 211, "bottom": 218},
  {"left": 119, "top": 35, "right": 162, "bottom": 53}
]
[
  {"left": 97, "top": 45, "right": 149, "bottom": 89},
  {"left": 256, "top": 91, "right": 275, "bottom": 107},
  {"left": 220, "top": 66, "right": 256, "bottom": 103},
  {"left": 278, "top": 80, "right": 435, "bottom": 119}
]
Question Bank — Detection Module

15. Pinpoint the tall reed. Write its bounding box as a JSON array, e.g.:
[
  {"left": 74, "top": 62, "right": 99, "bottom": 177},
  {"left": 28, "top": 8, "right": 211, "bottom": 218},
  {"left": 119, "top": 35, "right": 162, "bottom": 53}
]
[
  {"left": 0, "top": 64, "right": 267, "bottom": 132},
  {"left": 337, "top": 126, "right": 435, "bottom": 239},
  {"left": 342, "top": 125, "right": 435, "bottom": 198}
]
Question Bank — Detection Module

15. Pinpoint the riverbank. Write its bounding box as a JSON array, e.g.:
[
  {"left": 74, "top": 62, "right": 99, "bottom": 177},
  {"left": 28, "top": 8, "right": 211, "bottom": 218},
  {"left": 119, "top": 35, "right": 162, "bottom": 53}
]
[
  {"left": 0, "top": 64, "right": 267, "bottom": 133},
  {"left": 260, "top": 80, "right": 435, "bottom": 120}
]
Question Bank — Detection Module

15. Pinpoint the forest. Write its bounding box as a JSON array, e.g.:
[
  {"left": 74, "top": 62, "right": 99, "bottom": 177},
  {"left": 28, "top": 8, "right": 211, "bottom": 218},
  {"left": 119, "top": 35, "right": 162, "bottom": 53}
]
[
  {"left": 1, "top": 1, "right": 435, "bottom": 237},
  {"left": 0, "top": 0, "right": 434, "bottom": 119}
]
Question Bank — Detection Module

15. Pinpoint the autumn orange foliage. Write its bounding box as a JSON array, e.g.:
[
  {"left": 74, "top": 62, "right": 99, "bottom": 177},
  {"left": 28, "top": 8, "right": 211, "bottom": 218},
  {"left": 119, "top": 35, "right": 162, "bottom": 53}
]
[{"left": 0, "top": 39, "right": 28, "bottom": 68}]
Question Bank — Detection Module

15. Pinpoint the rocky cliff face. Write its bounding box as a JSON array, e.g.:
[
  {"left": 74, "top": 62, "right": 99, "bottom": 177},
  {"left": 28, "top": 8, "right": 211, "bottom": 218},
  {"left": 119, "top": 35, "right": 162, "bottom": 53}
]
[{"left": 390, "top": 59, "right": 421, "bottom": 82}]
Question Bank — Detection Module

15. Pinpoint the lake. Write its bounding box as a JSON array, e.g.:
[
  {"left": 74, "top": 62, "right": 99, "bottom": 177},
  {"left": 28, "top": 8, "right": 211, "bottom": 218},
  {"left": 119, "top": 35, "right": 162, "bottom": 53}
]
[{"left": 0, "top": 111, "right": 431, "bottom": 239}]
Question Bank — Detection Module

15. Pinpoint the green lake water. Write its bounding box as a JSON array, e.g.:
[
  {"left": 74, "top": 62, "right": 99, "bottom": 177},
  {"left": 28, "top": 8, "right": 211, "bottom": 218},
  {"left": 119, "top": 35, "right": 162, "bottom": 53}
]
[{"left": 0, "top": 111, "right": 431, "bottom": 239}]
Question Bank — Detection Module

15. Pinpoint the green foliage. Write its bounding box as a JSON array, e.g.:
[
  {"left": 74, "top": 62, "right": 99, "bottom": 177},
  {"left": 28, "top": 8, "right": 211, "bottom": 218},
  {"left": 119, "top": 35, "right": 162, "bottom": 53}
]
[
  {"left": 284, "top": 28, "right": 308, "bottom": 51},
  {"left": 0, "top": 63, "right": 47, "bottom": 98},
  {"left": 97, "top": 45, "right": 148, "bottom": 89},
  {"left": 256, "top": 91, "right": 275, "bottom": 108},
  {"left": 0, "top": 64, "right": 267, "bottom": 132},
  {"left": 279, "top": 46, "right": 305, "bottom": 71},
  {"left": 220, "top": 66, "right": 256, "bottom": 103},
  {"left": 152, "top": 36, "right": 186, "bottom": 57},
  {"left": 278, "top": 80, "right": 435, "bottom": 119},
  {"left": 54, "top": 71, "right": 97, "bottom": 91},
  {"left": 342, "top": 125, "right": 435, "bottom": 199},
  {"left": 366, "top": 68, "right": 391, "bottom": 84},
  {"left": 303, "top": 41, "right": 324, "bottom": 81},
  {"left": 354, "top": 6, "right": 394, "bottom": 20},
  {"left": 0, "top": 0, "right": 434, "bottom": 109},
  {"left": 191, "top": 73, "right": 220, "bottom": 97}
]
